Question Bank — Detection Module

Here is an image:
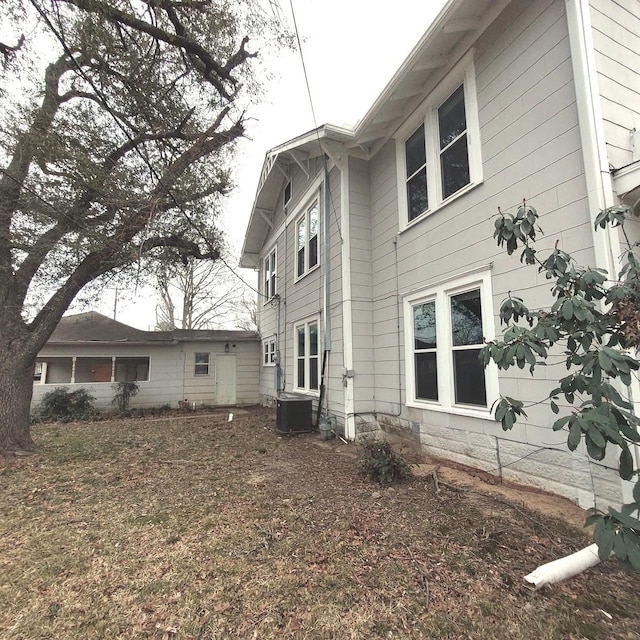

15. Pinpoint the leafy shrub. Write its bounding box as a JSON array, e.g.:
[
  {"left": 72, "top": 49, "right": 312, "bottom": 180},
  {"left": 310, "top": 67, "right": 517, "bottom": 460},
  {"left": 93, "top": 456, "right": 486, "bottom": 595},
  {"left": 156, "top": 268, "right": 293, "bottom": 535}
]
[
  {"left": 36, "top": 387, "right": 97, "bottom": 422},
  {"left": 358, "top": 439, "right": 412, "bottom": 485},
  {"left": 111, "top": 381, "right": 139, "bottom": 412}
]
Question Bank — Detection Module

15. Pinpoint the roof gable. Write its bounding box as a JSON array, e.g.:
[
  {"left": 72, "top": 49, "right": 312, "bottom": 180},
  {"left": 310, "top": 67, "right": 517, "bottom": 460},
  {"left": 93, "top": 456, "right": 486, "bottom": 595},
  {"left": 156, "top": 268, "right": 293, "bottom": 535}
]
[{"left": 241, "top": 0, "right": 513, "bottom": 266}]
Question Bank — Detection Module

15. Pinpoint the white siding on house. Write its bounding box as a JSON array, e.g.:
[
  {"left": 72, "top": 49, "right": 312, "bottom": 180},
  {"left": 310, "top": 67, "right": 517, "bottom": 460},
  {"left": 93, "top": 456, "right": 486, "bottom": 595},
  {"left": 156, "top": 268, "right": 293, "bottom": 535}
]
[
  {"left": 349, "top": 157, "right": 375, "bottom": 413},
  {"left": 589, "top": 0, "right": 640, "bottom": 170},
  {"left": 33, "top": 343, "right": 183, "bottom": 410},
  {"left": 363, "top": 0, "right": 616, "bottom": 507},
  {"left": 32, "top": 339, "right": 260, "bottom": 411},
  {"left": 255, "top": 156, "right": 346, "bottom": 424}
]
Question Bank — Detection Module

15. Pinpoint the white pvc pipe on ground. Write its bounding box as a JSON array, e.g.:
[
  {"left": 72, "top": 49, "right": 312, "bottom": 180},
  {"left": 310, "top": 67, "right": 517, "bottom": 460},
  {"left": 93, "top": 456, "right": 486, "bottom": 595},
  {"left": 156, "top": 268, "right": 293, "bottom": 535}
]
[{"left": 523, "top": 544, "right": 601, "bottom": 590}]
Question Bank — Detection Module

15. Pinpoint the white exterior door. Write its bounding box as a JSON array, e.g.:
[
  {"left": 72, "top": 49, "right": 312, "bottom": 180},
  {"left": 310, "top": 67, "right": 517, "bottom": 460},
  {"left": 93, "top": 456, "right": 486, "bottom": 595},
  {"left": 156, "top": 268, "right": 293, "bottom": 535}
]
[{"left": 215, "top": 354, "right": 236, "bottom": 405}]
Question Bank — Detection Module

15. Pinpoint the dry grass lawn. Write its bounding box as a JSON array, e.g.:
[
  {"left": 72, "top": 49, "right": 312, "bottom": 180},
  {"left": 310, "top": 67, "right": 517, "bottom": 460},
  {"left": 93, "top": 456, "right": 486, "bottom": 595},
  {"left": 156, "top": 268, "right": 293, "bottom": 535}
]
[{"left": 1, "top": 407, "right": 638, "bottom": 639}]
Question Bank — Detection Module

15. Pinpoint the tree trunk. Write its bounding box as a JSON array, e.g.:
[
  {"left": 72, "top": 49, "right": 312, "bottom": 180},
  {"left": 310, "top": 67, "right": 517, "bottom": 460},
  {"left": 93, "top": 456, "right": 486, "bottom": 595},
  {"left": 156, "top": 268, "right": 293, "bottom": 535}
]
[{"left": 0, "top": 336, "right": 38, "bottom": 453}]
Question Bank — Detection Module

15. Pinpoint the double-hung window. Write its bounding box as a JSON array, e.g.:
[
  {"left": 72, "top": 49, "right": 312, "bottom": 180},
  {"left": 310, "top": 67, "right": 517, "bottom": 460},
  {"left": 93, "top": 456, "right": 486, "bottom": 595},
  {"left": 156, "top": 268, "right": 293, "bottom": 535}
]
[
  {"left": 194, "top": 352, "right": 210, "bottom": 376},
  {"left": 296, "top": 199, "right": 319, "bottom": 279},
  {"left": 404, "top": 270, "right": 497, "bottom": 413},
  {"left": 398, "top": 53, "right": 481, "bottom": 227},
  {"left": 263, "top": 339, "right": 276, "bottom": 366},
  {"left": 263, "top": 247, "right": 277, "bottom": 300},
  {"left": 294, "top": 318, "right": 319, "bottom": 393}
]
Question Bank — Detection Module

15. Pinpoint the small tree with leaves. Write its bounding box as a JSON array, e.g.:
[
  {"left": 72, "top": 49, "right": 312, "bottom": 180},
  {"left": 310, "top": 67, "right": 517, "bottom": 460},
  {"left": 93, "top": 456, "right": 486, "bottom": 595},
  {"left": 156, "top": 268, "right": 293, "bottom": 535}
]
[{"left": 480, "top": 200, "right": 640, "bottom": 570}]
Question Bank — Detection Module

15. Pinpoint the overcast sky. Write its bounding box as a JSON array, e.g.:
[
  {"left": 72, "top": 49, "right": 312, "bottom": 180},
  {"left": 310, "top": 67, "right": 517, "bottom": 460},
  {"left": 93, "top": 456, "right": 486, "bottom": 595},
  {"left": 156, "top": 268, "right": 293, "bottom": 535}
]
[{"left": 102, "top": 0, "right": 448, "bottom": 329}]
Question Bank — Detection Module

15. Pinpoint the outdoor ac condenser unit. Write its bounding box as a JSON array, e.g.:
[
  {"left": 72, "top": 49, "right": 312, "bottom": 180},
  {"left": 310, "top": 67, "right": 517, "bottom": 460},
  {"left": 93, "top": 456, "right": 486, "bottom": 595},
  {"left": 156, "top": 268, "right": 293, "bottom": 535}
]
[{"left": 276, "top": 398, "right": 313, "bottom": 434}]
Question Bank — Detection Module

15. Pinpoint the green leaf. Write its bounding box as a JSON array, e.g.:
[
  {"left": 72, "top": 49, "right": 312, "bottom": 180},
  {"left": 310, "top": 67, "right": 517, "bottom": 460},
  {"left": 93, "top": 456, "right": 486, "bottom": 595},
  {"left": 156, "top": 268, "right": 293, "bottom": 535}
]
[
  {"left": 597, "top": 527, "right": 616, "bottom": 560},
  {"left": 586, "top": 430, "right": 605, "bottom": 461},
  {"left": 503, "top": 409, "right": 514, "bottom": 431},
  {"left": 495, "top": 400, "right": 508, "bottom": 422},
  {"left": 608, "top": 507, "right": 640, "bottom": 531},
  {"left": 633, "top": 480, "right": 640, "bottom": 504},
  {"left": 620, "top": 446, "right": 635, "bottom": 481},
  {"left": 550, "top": 400, "right": 559, "bottom": 415},
  {"left": 562, "top": 299, "right": 574, "bottom": 320},
  {"left": 627, "top": 538, "right": 640, "bottom": 570},
  {"left": 584, "top": 511, "right": 602, "bottom": 528},
  {"left": 587, "top": 425, "right": 606, "bottom": 449},
  {"left": 568, "top": 421, "right": 582, "bottom": 451},
  {"left": 613, "top": 532, "right": 628, "bottom": 561},
  {"left": 552, "top": 415, "right": 571, "bottom": 432},
  {"left": 598, "top": 350, "right": 613, "bottom": 372}
]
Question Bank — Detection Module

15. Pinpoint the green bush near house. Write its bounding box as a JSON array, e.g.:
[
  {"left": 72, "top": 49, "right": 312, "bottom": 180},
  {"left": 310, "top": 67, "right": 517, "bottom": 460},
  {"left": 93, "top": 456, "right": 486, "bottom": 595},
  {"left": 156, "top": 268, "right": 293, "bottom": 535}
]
[
  {"left": 358, "top": 439, "right": 412, "bottom": 485},
  {"left": 111, "top": 381, "right": 140, "bottom": 412},
  {"left": 35, "top": 387, "right": 97, "bottom": 423}
]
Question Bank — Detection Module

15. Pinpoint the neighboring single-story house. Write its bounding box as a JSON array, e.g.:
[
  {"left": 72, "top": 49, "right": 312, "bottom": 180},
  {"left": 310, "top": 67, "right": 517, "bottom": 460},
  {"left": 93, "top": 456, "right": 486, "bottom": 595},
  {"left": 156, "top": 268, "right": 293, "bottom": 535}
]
[
  {"left": 32, "top": 311, "right": 261, "bottom": 410},
  {"left": 241, "top": 0, "right": 640, "bottom": 510}
]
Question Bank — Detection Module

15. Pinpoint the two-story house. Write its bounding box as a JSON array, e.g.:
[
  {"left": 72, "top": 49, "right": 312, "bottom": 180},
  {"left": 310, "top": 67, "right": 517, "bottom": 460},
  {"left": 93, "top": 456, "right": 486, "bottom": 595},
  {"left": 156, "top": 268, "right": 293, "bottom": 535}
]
[{"left": 241, "top": 0, "right": 640, "bottom": 510}]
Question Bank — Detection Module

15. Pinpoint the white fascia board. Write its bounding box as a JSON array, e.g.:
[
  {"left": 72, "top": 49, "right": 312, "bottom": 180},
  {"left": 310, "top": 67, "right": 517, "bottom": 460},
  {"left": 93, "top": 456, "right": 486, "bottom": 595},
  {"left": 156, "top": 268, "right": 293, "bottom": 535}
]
[
  {"left": 612, "top": 161, "right": 640, "bottom": 201},
  {"left": 355, "top": 0, "right": 512, "bottom": 149},
  {"left": 355, "top": 0, "right": 464, "bottom": 135},
  {"left": 565, "top": 0, "right": 620, "bottom": 276}
]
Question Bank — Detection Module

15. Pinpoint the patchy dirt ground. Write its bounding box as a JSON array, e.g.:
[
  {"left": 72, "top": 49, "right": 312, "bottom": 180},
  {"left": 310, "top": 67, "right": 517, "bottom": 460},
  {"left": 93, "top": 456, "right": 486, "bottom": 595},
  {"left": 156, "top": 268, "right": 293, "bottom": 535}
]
[{"left": 0, "top": 407, "right": 638, "bottom": 639}]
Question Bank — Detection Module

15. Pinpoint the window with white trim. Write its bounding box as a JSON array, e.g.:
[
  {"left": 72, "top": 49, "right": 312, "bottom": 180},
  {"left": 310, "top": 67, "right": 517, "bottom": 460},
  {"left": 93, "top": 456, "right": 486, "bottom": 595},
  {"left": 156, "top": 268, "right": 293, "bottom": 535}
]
[
  {"left": 194, "top": 352, "right": 210, "bottom": 376},
  {"left": 263, "top": 247, "right": 277, "bottom": 300},
  {"left": 294, "top": 318, "right": 319, "bottom": 393},
  {"left": 263, "top": 339, "right": 276, "bottom": 366},
  {"left": 398, "top": 54, "right": 481, "bottom": 227},
  {"left": 404, "top": 271, "right": 497, "bottom": 412},
  {"left": 296, "top": 199, "right": 319, "bottom": 279}
]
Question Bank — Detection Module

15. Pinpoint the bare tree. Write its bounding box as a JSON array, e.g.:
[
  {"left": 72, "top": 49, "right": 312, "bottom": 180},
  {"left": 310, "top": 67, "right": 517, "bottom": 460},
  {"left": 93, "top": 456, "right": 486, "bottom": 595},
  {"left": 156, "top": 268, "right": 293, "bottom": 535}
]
[{"left": 155, "top": 257, "right": 257, "bottom": 330}]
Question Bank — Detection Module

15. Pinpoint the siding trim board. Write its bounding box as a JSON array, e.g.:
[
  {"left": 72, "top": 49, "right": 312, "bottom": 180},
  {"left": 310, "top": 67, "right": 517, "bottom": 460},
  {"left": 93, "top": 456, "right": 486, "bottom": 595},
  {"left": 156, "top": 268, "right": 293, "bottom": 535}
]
[{"left": 341, "top": 155, "right": 356, "bottom": 439}]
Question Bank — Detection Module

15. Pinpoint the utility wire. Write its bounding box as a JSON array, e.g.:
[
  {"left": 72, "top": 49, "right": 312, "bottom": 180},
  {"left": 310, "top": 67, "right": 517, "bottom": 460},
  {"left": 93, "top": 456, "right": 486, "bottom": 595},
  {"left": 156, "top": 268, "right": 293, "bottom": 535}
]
[
  {"left": 288, "top": 0, "right": 319, "bottom": 131},
  {"left": 288, "top": 0, "right": 343, "bottom": 243}
]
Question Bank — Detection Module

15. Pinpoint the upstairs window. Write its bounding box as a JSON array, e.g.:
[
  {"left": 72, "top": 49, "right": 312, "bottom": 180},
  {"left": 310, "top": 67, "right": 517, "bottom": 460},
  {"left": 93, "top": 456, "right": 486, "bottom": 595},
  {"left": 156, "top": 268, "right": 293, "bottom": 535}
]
[
  {"left": 397, "top": 54, "right": 481, "bottom": 228},
  {"left": 283, "top": 179, "right": 292, "bottom": 208},
  {"left": 296, "top": 199, "right": 319, "bottom": 279},
  {"left": 405, "top": 124, "right": 429, "bottom": 222},
  {"left": 263, "top": 247, "right": 277, "bottom": 300},
  {"left": 438, "top": 85, "right": 470, "bottom": 200}
]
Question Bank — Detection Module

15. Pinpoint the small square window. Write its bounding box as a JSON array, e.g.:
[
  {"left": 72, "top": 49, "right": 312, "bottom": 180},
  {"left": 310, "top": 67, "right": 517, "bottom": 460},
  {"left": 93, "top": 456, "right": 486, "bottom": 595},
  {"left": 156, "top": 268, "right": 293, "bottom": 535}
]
[
  {"left": 194, "top": 352, "right": 210, "bottom": 376},
  {"left": 263, "top": 339, "right": 276, "bottom": 366}
]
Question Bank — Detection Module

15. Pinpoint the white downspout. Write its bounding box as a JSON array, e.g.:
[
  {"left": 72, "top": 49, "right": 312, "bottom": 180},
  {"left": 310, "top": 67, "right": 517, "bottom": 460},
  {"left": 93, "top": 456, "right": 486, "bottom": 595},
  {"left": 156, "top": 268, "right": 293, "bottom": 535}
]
[
  {"left": 523, "top": 544, "right": 601, "bottom": 591},
  {"left": 323, "top": 156, "right": 331, "bottom": 349},
  {"left": 341, "top": 154, "right": 356, "bottom": 440}
]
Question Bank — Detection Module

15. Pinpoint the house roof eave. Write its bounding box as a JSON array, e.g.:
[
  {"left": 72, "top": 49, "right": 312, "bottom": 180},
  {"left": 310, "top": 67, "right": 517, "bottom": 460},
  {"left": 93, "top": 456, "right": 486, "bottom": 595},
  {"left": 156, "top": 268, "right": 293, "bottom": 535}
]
[
  {"left": 240, "top": 124, "right": 356, "bottom": 268},
  {"left": 354, "top": 0, "right": 512, "bottom": 149}
]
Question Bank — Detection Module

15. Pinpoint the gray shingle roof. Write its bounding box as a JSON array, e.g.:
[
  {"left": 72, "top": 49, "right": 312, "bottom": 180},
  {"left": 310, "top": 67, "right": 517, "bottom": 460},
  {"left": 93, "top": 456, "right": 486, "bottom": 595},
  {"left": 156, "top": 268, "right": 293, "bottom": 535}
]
[{"left": 48, "top": 311, "right": 259, "bottom": 344}]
